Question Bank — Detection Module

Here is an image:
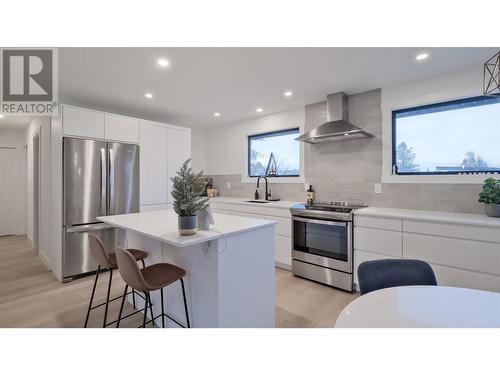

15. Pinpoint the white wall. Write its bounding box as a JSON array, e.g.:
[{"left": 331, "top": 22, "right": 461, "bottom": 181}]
[
  {"left": 381, "top": 66, "right": 485, "bottom": 183},
  {"left": 50, "top": 113, "right": 63, "bottom": 281},
  {"left": 25, "top": 117, "right": 54, "bottom": 270},
  {"left": 203, "top": 107, "right": 305, "bottom": 178},
  {"left": 0, "top": 127, "right": 27, "bottom": 235}
]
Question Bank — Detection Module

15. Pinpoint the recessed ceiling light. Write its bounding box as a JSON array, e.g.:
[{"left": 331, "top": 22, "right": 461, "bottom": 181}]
[
  {"left": 344, "top": 133, "right": 350, "bottom": 136},
  {"left": 284, "top": 91, "right": 293, "bottom": 97},
  {"left": 214, "top": 112, "right": 221, "bottom": 117},
  {"left": 416, "top": 53, "right": 429, "bottom": 61},
  {"left": 256, "top": 108, "right": 263, "bottom": 113},
  {"left": 157, "top": 58, "right": 170, "bottom": 67},
  {"left": 144, "top": 93, "right": 153, "bottom": 99}
]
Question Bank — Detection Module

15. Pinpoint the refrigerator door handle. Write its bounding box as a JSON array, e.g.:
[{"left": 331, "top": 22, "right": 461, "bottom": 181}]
[
  {"left": 109, "top": 147, "right": 115, "bottom": 215},
  {"left": 66, "top": 223, "right": 115, "bottom": 233},
  {"left": 100, "top": 147, "right": 107, "bottom": 216}
]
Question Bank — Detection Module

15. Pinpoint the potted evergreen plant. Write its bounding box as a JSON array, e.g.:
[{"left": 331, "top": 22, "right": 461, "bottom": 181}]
[
  {"left": 478, "top": 177, "right": 500, "bottom": 217},
  {"left": 171, "top": 159, "right": 209, "bottom": 235}
]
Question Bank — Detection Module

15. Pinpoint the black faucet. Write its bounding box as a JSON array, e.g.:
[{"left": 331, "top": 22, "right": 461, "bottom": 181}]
[{"left": 256, "top": 176, "right": 270, "bottom": 201}]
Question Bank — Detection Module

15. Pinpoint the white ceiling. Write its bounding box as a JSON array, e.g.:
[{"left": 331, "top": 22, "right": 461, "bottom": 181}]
[
  {"left": 59, "top": 48, "right": 496, "bottom": 128},
  {"left": 0, "top": 116, "right": 32, "bottom": 130}
]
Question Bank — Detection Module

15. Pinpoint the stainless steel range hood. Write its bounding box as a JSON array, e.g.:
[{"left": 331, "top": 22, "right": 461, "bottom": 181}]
[{"left": 296, "top": 92, "right": 373, "bottom": 144}]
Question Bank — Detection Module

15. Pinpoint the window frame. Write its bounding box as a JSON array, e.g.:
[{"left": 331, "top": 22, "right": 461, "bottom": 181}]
[
  {"left": 247, "top": 127, "right": 300, "bottom": 178},
  {"left": 391, "top": 95, "right": 500, "bottom": 176}
]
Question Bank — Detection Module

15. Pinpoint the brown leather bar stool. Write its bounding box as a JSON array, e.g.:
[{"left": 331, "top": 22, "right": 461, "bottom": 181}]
[
  {"left": 115, "top": 247, "right": 191, "bottom": 328},
  {"left": 84, "top": 233, "right": 149, "bottom": 328}
]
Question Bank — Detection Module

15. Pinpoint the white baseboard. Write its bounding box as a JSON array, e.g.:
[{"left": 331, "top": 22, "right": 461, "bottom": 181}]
[
  {"left": 275, "top": 262, "right": 291, "bottom": 271},
  {"left": 39, "top": 251, "right": 51, "bottom": 271}
]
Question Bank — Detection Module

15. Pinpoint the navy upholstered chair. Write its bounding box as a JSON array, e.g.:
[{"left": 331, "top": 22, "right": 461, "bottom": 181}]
[{"left": 357, "top": 259, "right": 437, "bottom": 295}]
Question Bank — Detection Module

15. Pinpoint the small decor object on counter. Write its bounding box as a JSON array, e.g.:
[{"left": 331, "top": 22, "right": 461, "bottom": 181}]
[
  {"left": 201, "top": 177, "right": 213, "bottom": 196},
  {"left": 207, "top": 188, "right": 219, "bottom": 197},
  {"left": 171, "top": 159, "right": 209, "bottom": 235},
  {"left": 306, "top": 184, "right": 315, "bottom": 205},
  {"left": 478, "top": 177, "right": 500, "bottom": 217},
  {"left": 198, "top": 206, "right": 215, "bottom": 230},
  {"left": 254, "top": 189, "right": 260, "bottom": 200}
]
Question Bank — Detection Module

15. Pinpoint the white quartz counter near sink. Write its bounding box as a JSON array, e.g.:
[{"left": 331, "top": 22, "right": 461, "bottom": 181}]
[
  {"left": 209, "top": 196, "right": 300, "bottom": 209},
  {"left": 355, "top": 207, "right": 500, "bottom": 228}
]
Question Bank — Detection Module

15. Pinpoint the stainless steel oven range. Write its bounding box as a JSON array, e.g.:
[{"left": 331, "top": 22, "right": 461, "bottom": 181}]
[{"left": 290, "top": 201, "right": 368, "bottom": 292}]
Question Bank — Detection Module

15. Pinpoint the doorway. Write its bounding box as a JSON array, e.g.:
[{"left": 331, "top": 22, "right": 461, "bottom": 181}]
[
  {"left": 0, "top": 124, "right": 28, "bottom": 237},
  {"left": 0, "top": 147, "right": 17, "bottom": 236}
]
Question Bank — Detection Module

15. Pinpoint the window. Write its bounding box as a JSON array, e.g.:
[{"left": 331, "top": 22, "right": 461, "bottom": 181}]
[
  {"left": 392, "top": 96, "right": 500, "bottom": 175},
  {"left": 248, "top": 128, "right": 300, "bottom": 177}
]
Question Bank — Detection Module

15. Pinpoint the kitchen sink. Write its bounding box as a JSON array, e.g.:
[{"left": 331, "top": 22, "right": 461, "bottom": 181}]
[{"left": 245, "top": 200, "right": 270, "bottom": 204}]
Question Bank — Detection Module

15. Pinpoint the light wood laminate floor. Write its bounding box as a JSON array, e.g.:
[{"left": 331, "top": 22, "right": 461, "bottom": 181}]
[{"left": 0, "top": 235, "right": 358, "bottom": 328}]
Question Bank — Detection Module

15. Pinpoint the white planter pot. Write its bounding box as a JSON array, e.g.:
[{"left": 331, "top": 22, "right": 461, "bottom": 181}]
[
  {"left": 178, "top": 215, "right": 198, "bottom": 236},
  {"left": 485, "top": 203, "right": 500, "bottom": 218}
]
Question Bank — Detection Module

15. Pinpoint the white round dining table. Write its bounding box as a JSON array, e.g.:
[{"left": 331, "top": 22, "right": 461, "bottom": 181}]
[{"left": 335, "top": 285, "right": 500, "bottom": 328}]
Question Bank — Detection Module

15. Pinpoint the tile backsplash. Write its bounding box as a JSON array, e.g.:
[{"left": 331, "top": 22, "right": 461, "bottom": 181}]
[{"left": 208, "top": 89, "right": 485, "bottom": 214}]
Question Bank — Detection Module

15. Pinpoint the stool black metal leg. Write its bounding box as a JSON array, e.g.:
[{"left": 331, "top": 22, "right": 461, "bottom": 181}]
[
  {"left": 134, "top": 260, "right": 145, "bottom": 311},
  {"left": 148, "top": 291, "right": 155, "bottom": 327},
  {"left": 160, "top": 288, "right": 165, "bottom": 328},
  {"left": 84, "top": 265, "right": 101, "bottom": 328},
  {"left": 180, "top": 278, "right": 190, "bottom": 328},
  {"left": 103, "top": 268, "right": 113, "bottom": 328},
  {"left": 116, "top": 284, "right": 128, "bottom": 328},
  {"left": 142, "top": 292, "right": 150, "bottom": 328}
]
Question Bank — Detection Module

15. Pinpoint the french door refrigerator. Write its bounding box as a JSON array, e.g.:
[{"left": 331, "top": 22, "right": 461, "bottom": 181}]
[{"left": 63, "top": 137, "right": 139, "bottom": 280}]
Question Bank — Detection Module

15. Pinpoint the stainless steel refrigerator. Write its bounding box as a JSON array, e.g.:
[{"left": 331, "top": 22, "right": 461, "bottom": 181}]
[{"left": 62, "top": 137, "right": 139, "bottom": 280}]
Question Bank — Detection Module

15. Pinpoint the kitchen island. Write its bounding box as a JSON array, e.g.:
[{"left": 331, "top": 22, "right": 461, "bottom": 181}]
[{"left": 98, "top": 210, "right": 276, "bottom": 328}]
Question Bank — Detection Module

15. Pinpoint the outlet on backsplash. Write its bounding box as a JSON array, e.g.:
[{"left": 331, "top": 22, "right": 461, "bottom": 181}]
[
  {"left": 374, "top": 183, "right": 382, "bottom": 194},
  {"left": 227, "top": 182, "right": 231, "bottom": 189}
]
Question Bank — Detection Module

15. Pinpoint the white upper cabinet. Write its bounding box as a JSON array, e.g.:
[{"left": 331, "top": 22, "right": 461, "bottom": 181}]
[
  {"left": 167, "top": 128, "right": 191, "bottom": 202},
  {"left": 140, "top": 121, "right": 169, "bottom": 205},
  {"left": 62, "top": 105, "right": 105, "bottom": 139},
  {"left": 105, "top": 113, "right": 140, "bottom": 143},
  {"left": 61, "top": 105, "right": 191, "bottom": 207}
]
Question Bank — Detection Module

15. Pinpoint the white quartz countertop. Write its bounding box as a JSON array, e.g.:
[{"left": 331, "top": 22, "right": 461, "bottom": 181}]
[
  {"left": 98, "top": 210, "right": 276, "bottom": 247},
  {"left": 355, "top": 206, "right": 500, "bottom": 228},
  {"left": 209, "top": 196, "right": 300, "bottom": 209}
]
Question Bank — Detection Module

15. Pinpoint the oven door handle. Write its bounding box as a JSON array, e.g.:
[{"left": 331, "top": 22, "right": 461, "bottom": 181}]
[{"left": 292, "top": 216, "right": 347, "bottom": 227}]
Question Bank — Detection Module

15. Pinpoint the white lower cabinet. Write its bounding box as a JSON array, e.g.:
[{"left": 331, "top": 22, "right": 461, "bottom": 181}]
[
  {"left": 354, "top": 227, "right": 402, "bottom": 257},
  {"left": 354, "top": 212, "right": 500, "bottom": 292},
  {"left": 210, "top": 201, "right": 292, "bottom": 269},
  {"left": 430, "top": 263, "right": 500, "bottom": 293},
  {"left": 403, "top": 232, "right": 500, "bottom": 276},
  {"left": 353, "top": 250, "right": 397, "bottom": 285}
]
